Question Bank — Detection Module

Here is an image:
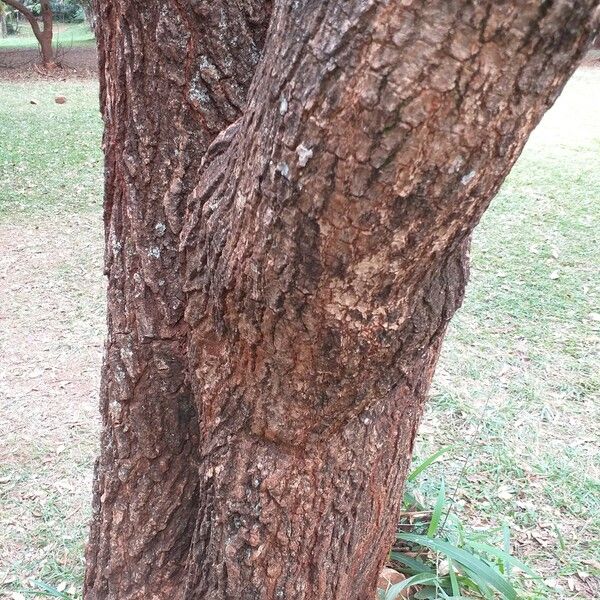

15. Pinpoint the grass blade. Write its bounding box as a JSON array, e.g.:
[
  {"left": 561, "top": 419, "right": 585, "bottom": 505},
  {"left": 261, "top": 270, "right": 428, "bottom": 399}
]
[
  {"left": 28, "top": 581, "right": 69, "bottom": 598},
  {"left": 554, "top": 526, "right": 566, "bottom": 551},
  {"left": 448, "top": 559, "right": 460, "bottom": 597},
  {"left": 408, "top": 447, "right": 452, "bottom": 482},
  {"left": 427, "top": 479, "right": 445, "bottom": 537},
  {"left": 384, "top": 572, "right": 439, "bottom": 600},
  {"left": 397, "top": 533, "right": 516, "bottom": 600},
  {"left": 502, "top": 523, "right": 511, "bottom": 577},
  {"left": 466, "top": 540, "right": 538, "bottom": 578},
  {"left": 460, "top": 568, "right": 495, "bottom": 600}
]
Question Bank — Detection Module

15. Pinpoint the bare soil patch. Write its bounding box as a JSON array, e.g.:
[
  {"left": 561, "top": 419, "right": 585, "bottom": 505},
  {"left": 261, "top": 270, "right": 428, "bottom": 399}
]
[
  {"left": 0, "top": 46, "right": 98, "bottom": 81},
  {"left": 0, "top": 212, "right": 104, "bottom": 593}
]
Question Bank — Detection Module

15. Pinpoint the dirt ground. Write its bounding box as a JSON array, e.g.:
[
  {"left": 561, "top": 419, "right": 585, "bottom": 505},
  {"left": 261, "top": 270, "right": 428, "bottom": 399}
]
[
  {"left": 0, "top": 211, "right": 104, "bottom": 595},
  {"left": 0, "top": 46, "right": 98, "bottom": 79}
]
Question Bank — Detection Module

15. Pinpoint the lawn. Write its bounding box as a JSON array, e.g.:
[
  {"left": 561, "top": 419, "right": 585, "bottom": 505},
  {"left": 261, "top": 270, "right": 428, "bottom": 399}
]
[
  {"left": 0, "top": 81, "right": 102, "bottom": 218},
  {"left": 0, "top": 23, "right": 95, "bottom": 50},
  {"left": 0, "top": 81, "right": 104, "bottom": 599},
  {"left": 0, "top": 69, "right": 598, "bottom": 599}
]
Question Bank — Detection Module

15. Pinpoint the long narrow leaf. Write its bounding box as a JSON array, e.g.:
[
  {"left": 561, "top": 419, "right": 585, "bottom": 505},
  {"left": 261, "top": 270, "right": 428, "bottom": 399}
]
[
  {"left": 554, "top": 526, "right": 566, "bottom": 551},
  {"left": 396, "top": 533, "right": 516, "bottom": 600},
  {"left": 385, "top": 573, "right": 439, "bottom": 600},
  {"left": 454, "top": 571, "right": 493, "bottom": 598},
  {"left": 412, "top": 589, "right": 439, "bottom": 600},
  {"left": 466, "top": 540, "right": 537, "bottom": 578},
  {"left": 408, "top": 447, "right": 452, "bottom": 482},
  {"left": 448, "top": 559, "right": 460, "bottom": 597},
  {"left": 503, "top": 523, "right": 512, "bottom": 577},
  {"left": 427, "top": 479, "right": 445, "bottom": 537},
  {"left": 461, "top": 567, "right": 495, "bottom": 600},
  {"left": 390, "top": 551, "right": 435, "bottom": 574},
  {"left": 28, "top": 581, "right": 69, "bottom": 599}
]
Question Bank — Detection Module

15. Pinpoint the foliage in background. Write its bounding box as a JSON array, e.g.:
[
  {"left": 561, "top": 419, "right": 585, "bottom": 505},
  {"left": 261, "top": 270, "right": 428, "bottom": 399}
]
[
  {"left": 8, "top": 1, "right": 84, "bottom": 22},
  {"left": 0, "top": 0, "right": 92, "bottom": 47},
  {"left": 0, "top": 20, "right": 94, "bottom": 48}
]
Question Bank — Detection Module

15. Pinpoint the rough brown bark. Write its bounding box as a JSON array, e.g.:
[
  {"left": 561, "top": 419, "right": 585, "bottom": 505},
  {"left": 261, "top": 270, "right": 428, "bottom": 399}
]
[
  {"left": 84, "top": 1, "right": 273, "bottom": 598},
  {"left": 86, "top": 1, "right": 599, "bottom": 599},
  {"left": 2, "top": 0, "right": 54, "bottom": 67}
]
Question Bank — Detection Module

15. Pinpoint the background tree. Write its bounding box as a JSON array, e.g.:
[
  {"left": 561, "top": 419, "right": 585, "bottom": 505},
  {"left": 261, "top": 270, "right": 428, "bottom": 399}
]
[
  {"left": 85, "top": 1, "right": 599, "bottom": 599},
  {"left": 1, "top": 0, "right": 54, "bottom": 67},
  {"left": 0, "top": 5, "right": 7, "bottom": 38},
  {"left": 76, "top": 0, "right": 93, "bottom": 31},
  {"left": 0, "top": 4, "right": 6, "bottom": 37},
  {"left": 0, "top": 4, "right": 21, "bottom": 35}
]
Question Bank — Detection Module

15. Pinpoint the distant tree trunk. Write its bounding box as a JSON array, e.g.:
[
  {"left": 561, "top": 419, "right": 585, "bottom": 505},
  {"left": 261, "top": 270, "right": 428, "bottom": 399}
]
[
  {"left": 37, "top": 0, "right": 53, "bottom": 68},
  {"left": 85, "top": 1, "right": 599, "bottom": 599},
  {"left": 2, "top": 0, "right": 54, "bottom": 68},
  {"left": 79, "top": 0, "right": 95, "bottom": 32}
]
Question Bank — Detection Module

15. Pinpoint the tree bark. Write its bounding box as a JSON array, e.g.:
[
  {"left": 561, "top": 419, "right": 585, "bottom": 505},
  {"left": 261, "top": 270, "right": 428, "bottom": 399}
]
[
  {"left": 84, "top": 1, "right": 273, "bottom": 598},
  {"left": 86, "top": 1, "right": 599, "bottom": 599},
  {"left": 38, "top": 0, "right": 53, "bottom": 68}
]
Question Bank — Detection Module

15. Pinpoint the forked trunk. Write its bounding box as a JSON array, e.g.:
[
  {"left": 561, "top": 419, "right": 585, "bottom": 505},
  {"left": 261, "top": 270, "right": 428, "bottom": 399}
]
[
  {"left": 2, "top": 0, "right": 54, "bottom": 68},
  {"left": 85, "top": 1, "right": 599, "bottom": 599}
]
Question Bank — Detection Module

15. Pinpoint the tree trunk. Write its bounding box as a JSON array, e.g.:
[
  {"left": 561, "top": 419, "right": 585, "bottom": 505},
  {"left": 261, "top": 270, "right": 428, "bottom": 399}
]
[
  {"left": 38, "top": 0, "right": 53, "bottom": 68},
  {"left": 85, "top": 1, "right": 599, "bottom": 599},
  {"left": 84, "top": 2, "right": 273, "bottom": 598},
  {"left": 1, "top": 0, "right": 54, "bottom": 68}
]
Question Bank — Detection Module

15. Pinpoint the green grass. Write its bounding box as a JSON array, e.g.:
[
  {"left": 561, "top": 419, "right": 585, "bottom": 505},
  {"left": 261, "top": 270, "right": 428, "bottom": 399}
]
[
  {"left": 0, "top": 457, "right": 90, "bottom": 598},
  {"left": 0, "top": 22, "right": 95, "bottom": 50},
  {"left": 0, "top": 80, "right": 103, "bottom": 219},
  {"left": 0, "top": 69, "right": 599, "bottom": 598}
]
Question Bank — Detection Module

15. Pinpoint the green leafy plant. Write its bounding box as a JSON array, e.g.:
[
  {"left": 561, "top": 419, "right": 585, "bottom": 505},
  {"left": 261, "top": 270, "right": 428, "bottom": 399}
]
[{"left": 381, "top": 449, "right": 539, "bottom": 599}]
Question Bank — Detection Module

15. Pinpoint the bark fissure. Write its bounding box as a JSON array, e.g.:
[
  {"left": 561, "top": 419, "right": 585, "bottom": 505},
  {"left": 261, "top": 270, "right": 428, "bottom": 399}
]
[{"left": 87, "top": 0, "right": 599, "bottom": 598}]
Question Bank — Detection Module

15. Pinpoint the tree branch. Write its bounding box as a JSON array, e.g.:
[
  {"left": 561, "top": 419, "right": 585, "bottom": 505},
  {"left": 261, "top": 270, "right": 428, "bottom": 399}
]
[
  {"left": 2, "top": 0, "right": 42, "bottom": 37},
  {"left": 40, "top": 0, "right": 52, "bottom": 34},
  {"left": 183, "top": 0, "right": 600, "bottom": 445}
]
